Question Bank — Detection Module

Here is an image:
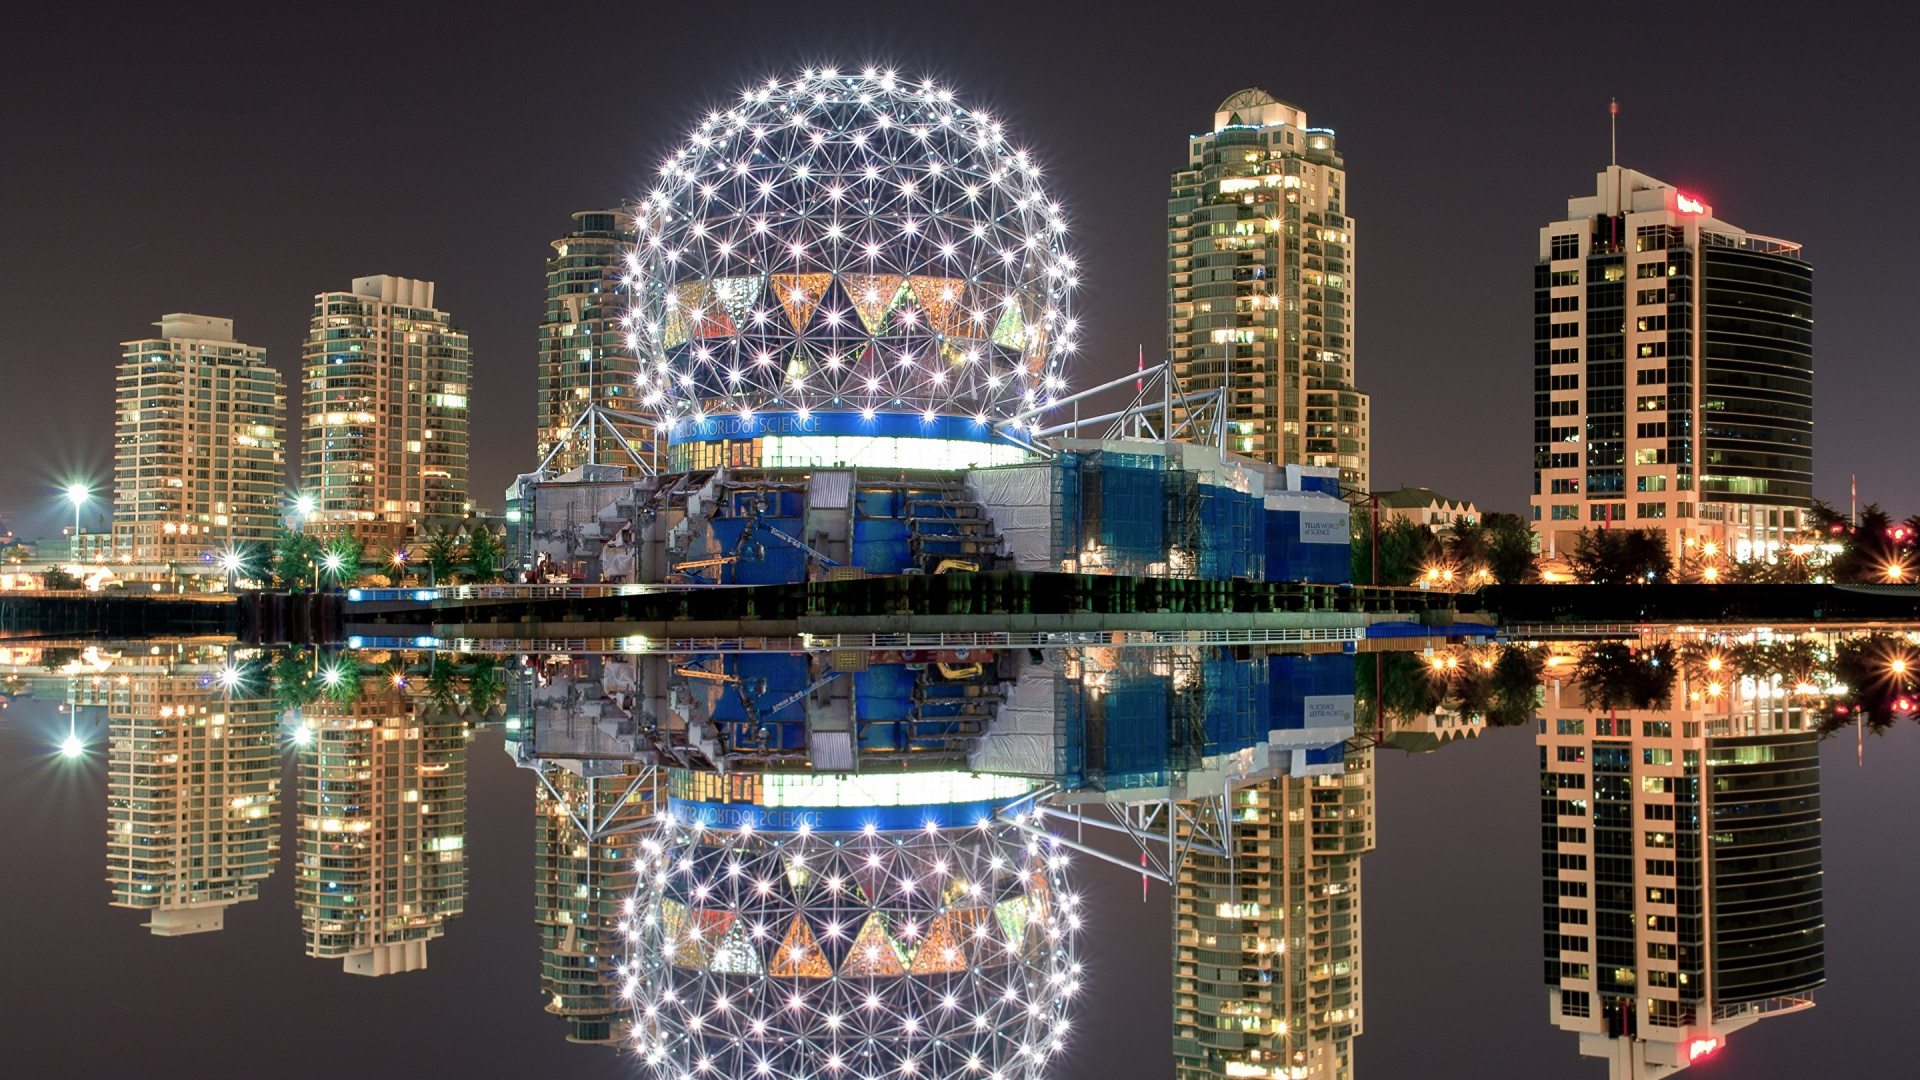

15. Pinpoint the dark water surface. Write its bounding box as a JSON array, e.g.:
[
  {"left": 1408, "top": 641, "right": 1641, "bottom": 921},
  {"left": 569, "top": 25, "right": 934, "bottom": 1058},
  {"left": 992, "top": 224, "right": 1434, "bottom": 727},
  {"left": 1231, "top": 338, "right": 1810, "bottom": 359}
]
[{"left": 2, "top": 699, "right": 1911, "bottom": 1078}]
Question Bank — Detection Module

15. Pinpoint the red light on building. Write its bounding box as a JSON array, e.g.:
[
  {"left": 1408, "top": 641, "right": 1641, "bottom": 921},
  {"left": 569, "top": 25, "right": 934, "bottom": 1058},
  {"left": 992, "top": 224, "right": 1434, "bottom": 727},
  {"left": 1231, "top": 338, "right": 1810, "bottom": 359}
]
[
  {"left": 1676, "top": 193, "right": 1706, "bottom": 214},
  {"left": 1686, "top": 1037, "right": 1721, "bottom": 1062},
  {"left": 1889, "top": 525, "right": 1913, "bottom": 543}
]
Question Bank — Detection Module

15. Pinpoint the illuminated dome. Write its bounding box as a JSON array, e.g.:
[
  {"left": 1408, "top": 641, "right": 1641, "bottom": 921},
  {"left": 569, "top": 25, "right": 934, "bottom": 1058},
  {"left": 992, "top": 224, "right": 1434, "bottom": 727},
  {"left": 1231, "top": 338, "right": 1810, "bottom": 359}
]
[
  {"left": 630, "top": 67, "right": 1079, "bottom": 430},
  {"left": 622, "top": 771, "right": 1080, "bottom": 1080}
]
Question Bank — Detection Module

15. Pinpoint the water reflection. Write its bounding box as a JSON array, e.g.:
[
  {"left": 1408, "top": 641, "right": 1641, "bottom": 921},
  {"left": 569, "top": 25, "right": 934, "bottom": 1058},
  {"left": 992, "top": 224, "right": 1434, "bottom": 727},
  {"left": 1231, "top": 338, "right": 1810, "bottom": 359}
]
[
  {"left": 1539, "top": 663, "right": 1825, "bottom": 1077},
  {"left": 0, "top": 628, "right": 1868, "bottom": 1075},
  {"left": 295, "top": 677, "right": 468, "bottom": 975},
  {"left": 1173, "top": 762, "right": 1374, "bottom": 1080},
  {"left": 99, "top": 645, "right": 280, "bottom": 935}
]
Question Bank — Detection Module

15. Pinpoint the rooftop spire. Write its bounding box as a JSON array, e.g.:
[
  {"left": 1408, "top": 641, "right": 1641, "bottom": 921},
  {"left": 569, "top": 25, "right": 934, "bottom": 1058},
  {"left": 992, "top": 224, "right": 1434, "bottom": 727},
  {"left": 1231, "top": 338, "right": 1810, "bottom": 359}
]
[{"left": 1609, "top": 98, "right": 1619, "bottom": 166}]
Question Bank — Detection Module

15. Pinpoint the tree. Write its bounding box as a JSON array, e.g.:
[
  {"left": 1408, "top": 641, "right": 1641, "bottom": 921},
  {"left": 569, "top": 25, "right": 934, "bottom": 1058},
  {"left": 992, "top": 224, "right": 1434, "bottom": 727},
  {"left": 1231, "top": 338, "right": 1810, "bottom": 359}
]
[
  {"left": 424, "top": 529, "right": 460, "bottom": 585},
  {"left": 1487, "top": 645, "right": 1546, "bottom": 726},
  {"left": 1567, "top": 528, "right": 1671, "bottom": 584},
  {"left": 1441, "top": 519, "right": 1490, "bottom": 584},
  {"left": 1352, "top": 508, "right": 1440, "bottom": 587},
  {"left": 465, "top": 526, "right": 504, "bottom": 583},
  {"left": 467, "top": 656, "right": 504, "bottom": 714},
  {"left": 1572, "top": 642, "right": 1676, "bottom": 711},
  {"left": 41, "top": 566, "right": 83, "bottom": 590},
  {"left": 373, "top": 544, "right": 410, "bottom": 584},
  {"left": 325, "top": 534, "right": 364, "bottom": 585},
  {"left": 272, "top": 649, "right": 320, "bottom": 709},
  {"left": 1483, "top": 513, "right": 1541, "bottom": 585},
  {"left": 273, "top": 529, "right": 322, "bottom": 590}
]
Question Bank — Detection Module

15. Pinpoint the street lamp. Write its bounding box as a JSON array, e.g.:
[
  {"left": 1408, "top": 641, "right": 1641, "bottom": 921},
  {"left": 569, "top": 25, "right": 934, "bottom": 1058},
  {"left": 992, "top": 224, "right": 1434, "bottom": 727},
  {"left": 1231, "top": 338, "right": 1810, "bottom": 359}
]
[
  {"left": 219, "top": 549, "right": 245, "bottom": 592},
  {"left": 66, "top": 483, "right": 88, "bottom": 539},
  {"left": 318, "top": 550, "right": 345, "bottom": 592}
]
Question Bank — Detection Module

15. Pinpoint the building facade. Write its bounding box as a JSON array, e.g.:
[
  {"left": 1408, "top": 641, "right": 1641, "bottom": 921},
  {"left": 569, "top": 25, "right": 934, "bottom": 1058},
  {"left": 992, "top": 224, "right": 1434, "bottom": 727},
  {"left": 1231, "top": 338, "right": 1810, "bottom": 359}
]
[
  {"left": 296, "top": 690, "right": 467, "bottom": 975},
  {"left": 114, "top": 314, "right": 286, "bottom": 564},
  {"left": 1374, "top": 487, "right": 1480, "bottom": 529},
  {"left": 537, "top": 210, "right": 651, "bottom": 475},
  {"left": 1531, "top": 168, "right": 1814, "bottom": 560},
  {"left": 301, "top": 276, "right": 471, "bottom": 546},
  {"left": 103, "top": 647, "right": 281, "bottom": 935},
  {"left": 1169, "top": 89, "right": 1370, "bottom": 490},
  {"left": 1538, "top": 680, "right": 1824, "bottom": 1077},
  {"left": 1173, "top": 755, "right": 1375, "bottom": 1080}
]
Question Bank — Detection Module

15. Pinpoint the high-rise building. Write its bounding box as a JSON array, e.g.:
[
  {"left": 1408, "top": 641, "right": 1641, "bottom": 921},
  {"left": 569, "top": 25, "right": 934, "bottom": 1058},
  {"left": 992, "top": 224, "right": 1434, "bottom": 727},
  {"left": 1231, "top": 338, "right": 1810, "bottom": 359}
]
[
  {"left": 1531, "top": 168, "right": 1814, "bottom": 559},
  {"left": 1173, "top": 754, "right": 1375, "bottom": 1080},
  {"left": 103, "top": 647, "right": 280, "bottom": 934},
  {"left": 114, "top": 314, "right": 286, "bottom": 564},
  {"left": 1169, "top": 89, "right": 1370, "bottom": 490},
  {"left": 537, "top": 210, "right": 651, "bottom": 475},
  {"left": 296, "top": 689, "right": 467, "bottom": 975},
  {"left": 1538, "top": 681, "right": 1824, "bottom": 1077},
  {"left": 301, "top": 276, "right": 471, "bottom": 546},
  {"left": 533, "top": 763, "right": 653, "bottom": 1043}
]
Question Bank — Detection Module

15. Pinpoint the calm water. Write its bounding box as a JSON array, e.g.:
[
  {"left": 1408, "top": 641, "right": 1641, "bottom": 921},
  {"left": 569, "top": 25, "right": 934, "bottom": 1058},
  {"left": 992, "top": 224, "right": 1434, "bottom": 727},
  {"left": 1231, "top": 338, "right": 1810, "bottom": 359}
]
[{"left": 0, "top": 648, "right": 1912, "bottom": 1080}]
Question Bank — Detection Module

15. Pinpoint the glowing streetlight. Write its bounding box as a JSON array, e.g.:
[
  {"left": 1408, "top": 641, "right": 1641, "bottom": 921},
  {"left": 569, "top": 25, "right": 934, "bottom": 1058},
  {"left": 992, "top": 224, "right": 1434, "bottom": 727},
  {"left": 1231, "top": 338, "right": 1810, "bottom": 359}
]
[
  {"left": 218, "top": 549, "right": 245, "bottom": 591},
  {"left": 65, "top": 483, "right": 88, "bottom": 538},
  {"left": 317, "top": 550, "right": 346, "bottom": 592},
  {"left": 60, "top": 731, "right": 85, "bottom": 758}
]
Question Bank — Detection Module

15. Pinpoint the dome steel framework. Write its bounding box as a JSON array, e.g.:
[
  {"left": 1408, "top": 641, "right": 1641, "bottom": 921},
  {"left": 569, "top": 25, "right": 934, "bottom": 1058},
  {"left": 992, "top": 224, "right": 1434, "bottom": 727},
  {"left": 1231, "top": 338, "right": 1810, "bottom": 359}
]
[
  {"left": 622, "top": 813, "right": 1081, "bottom": 1080},
  {"left": 629, "top": 68, "right": 1079, "bottom": 428}
]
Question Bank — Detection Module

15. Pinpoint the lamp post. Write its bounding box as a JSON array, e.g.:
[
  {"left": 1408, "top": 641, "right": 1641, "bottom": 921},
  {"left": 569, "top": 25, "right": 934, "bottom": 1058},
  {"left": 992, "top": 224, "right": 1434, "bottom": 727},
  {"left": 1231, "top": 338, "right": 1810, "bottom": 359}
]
[
  {"left": 219, "top": 549, "right": 244, "bottom": 592},
  {"left": 66, "top": 483, "right": 88, "bottom": 542}
]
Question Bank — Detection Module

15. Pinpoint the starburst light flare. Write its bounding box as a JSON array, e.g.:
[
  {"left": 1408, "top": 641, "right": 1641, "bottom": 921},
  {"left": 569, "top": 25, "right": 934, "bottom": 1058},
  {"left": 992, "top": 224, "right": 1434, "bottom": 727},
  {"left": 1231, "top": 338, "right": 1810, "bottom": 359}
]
[
  {"left": 624, "top": 771, "right": 1079, "bottom": 1080},
  {"left": 632, "top": 67, "right": 1079, "bottom": 426}
]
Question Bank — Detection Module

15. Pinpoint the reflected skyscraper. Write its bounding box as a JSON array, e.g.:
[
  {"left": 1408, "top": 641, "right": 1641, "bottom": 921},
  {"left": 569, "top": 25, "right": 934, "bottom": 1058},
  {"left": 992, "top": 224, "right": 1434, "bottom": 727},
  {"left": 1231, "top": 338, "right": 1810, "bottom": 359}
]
[
  {"left": 296, "top": 686, "right": 467, "bottom": 974},
  {"left": 533, "top": 762, "right": 654, "bottom": 1043},
  {"left": 1538, "top": 679, "right": 1823, "bottom": 1077},
  {"left": 104, "top": 647, "right": 280, "bottom": 934},
  {"left": 1173, "top": 753, "right": 1374, "bottom": 1080}
]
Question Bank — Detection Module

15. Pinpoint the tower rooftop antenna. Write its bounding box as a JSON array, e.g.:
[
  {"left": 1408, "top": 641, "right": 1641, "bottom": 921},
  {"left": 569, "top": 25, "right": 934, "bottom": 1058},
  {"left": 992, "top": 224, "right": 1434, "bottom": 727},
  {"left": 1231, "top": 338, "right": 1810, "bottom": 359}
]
[{"left": 1610, "top": 98, "right": 1619, "bottom": 166}]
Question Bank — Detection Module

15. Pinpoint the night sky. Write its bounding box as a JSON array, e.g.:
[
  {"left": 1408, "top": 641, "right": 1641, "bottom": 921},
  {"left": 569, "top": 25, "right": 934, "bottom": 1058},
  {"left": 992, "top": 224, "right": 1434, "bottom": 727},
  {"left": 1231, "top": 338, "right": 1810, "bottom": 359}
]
[{"left": 4, "top": 1, "right": 1917, "bottom": 540}]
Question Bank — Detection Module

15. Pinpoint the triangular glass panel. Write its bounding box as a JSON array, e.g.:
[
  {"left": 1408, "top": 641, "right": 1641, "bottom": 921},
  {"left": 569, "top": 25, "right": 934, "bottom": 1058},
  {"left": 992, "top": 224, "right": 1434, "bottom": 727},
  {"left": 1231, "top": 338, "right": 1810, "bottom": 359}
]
[
  {"left": 769, "top": 915, "right": 832, "bottom": 978},
  {"left": 840, "top": 910, "right": 909, "bottom": 977}
]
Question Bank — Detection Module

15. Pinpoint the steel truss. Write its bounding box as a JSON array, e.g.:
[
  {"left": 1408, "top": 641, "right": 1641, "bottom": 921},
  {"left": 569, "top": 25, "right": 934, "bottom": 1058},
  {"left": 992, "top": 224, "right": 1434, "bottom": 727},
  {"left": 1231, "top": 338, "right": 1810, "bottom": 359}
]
[{"left": 523, "top": 760, "right": 662, "bottom": 841}]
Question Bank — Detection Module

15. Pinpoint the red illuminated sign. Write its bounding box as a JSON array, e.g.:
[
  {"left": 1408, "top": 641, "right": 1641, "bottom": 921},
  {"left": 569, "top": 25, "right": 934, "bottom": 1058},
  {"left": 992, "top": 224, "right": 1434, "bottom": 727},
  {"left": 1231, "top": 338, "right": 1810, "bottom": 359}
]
[
  {"left": 1686, "top": 1037, "right": 1721, "bottom": 1062},
  {"left": 1676, "top": 193, "right": 1706, "bottom": 214}
]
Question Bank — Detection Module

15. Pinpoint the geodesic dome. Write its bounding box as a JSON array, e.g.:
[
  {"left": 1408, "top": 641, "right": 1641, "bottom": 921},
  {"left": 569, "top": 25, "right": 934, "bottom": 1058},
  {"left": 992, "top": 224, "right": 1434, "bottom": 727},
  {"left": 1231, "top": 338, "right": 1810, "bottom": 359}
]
[
  {"left": 621, "top": 772, "right": 1080, "bottom": 1080},
  {"left": 629, "top": 67, "right": 1079, "bottom": 428}
]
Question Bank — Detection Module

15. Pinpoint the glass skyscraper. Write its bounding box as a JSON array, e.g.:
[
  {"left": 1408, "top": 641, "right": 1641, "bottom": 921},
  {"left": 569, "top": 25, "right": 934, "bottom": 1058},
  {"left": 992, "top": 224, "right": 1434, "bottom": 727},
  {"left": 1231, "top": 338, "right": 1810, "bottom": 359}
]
[
  {"left": 1538, "top": 677, "right": 1823, "bottom": 1077},
  {"left": 536, "top": 210, "right": 650, "bottom": 475},
  {"left": 1531, "top": 167, "right": 1814, "bottom": 559},
  {"left": 1169, "top": 89, "right": 1370, "bottom": 489}
]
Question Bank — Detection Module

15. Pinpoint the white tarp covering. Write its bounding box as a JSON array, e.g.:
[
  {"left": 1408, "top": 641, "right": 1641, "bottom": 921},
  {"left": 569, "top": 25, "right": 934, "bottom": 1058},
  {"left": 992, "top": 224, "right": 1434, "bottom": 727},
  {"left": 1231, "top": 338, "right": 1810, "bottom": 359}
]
[
  {"left": 968, "top": 666, "right": 1056, "bottom": 777},
  {"left": 968, "top": 465, "right": 1054, "bottom": 571}
]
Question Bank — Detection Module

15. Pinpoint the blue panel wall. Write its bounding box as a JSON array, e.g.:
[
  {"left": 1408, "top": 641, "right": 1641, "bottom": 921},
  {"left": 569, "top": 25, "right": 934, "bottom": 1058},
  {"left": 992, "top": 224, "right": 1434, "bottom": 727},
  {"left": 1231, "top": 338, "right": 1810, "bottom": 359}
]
[
  {"left": 1265, "top": 498, "right": 1352, "bottom": 585},
  {"left": 1268, "top": 653, "right": 1357, "bottom": 732}
]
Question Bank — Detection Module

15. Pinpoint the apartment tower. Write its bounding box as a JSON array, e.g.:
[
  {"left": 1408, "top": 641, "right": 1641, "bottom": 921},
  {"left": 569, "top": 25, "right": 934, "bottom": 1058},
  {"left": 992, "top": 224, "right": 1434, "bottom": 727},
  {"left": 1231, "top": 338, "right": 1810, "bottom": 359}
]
[
  {"left": 114, "top": 314, "right": 286, "bottom": 564},
  {"left": 1173, "top": 756, "right": 1375, "bottom": 1080},
  {"left": 104, "top": 646, "right": 281, "bottom": 934},
  {"left": 301, "top": 276, "right": 470, "bottom": 545},
  {"left": 296, "top": 690, "right": 467, "bottom": 975},
  {"left": 1169, "top": 89, "right": 1370, "bottom": 490},
  {"left": 1538, "top": 680, "right": 1824, "bottom": 1077},
  {"left": 536, "top": 210, "right": 651, "bottom": 474},
  {"left": 1531, "top": 168, "right": 1813, "bottom": 559},
  {"left": 533, "top": 764, "right": 654, "bottom": 1043}
]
